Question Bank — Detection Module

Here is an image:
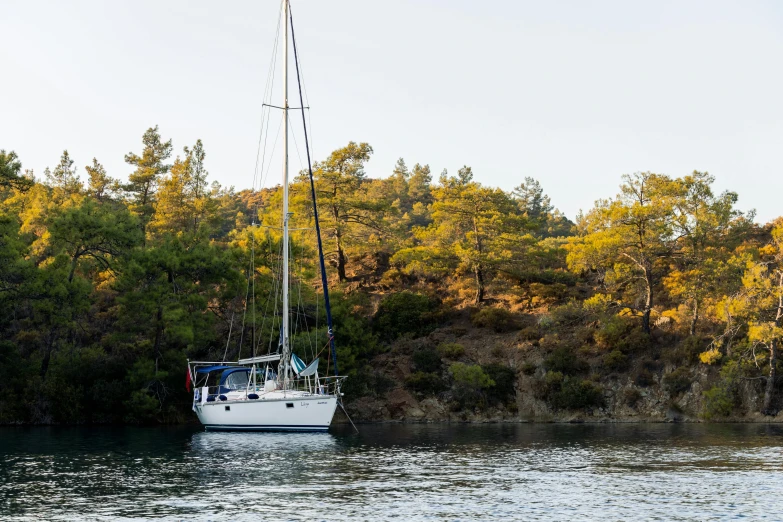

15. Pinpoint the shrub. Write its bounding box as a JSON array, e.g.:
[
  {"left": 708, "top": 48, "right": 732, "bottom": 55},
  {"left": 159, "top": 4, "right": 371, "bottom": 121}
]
[
  {"left": 702, "top": 385, "right": 735, "bottom": 419},
  {"left": 663, "top": 367, "right": 692, "bottom": 395},
  {"left": 519, "top": 326, "right": 540, "bottom": 341},
  {"left": 406, "top": 371, "right": 446, "bottom": 396},
  {"left": 437, "top": 342, "right": 465, "bottom": 359},
  {"left": 617, "top": 328, "right": 652, "bottom": 354},
  {"left": 699, "top": 347, "right": 722, "bottom": 365},
  {"left": 634, "top": 368, "right": 655, "bottom": 387},
  {"left": 373, "top": 291, "right": 438, "bottom": 340},
  {"left": 412, "top": 347, "right": 443, "bottom": 373},
  {"left": 513, "top": 270, "right": 576, "bottom": 286},
  {"left": 521, "top": 361, "right": 537, "bottom": 376},
  {"left": 594, "top": 315, "right": 631, "bottom": 349},
  {"left": 450, "top": 363, "right": 495, "bottom": 389},
  {"left": 528, "top": 282, "right": 569, "bottom": 302},
  {"left": 533, "top": 370, "right": 563, "bottom": 400},
  {"left": 623, "top": 388, "right": 642, "bottom": 407},
  {"left": 471, "top": 307, "right": 517, "bottom": 333},
  {"left": 544, "top": 345, "right": 588, "bottom": 375},
  {"left": 664, "top": 336, "right": 705, "bottom": 365},
  {"left": 342, "top": 367, "right": 395, "bottom": 398},
  {"left": 603, "top": 349, "right": 628, "bottom": 371},
  {"left": 552, "top": 377, "right": 604, "bottom": 410},
  {"left": 449, "top": 363, "right": 496, "bottom": 410},
  {"left": 482, "top": 364, "right": 516, "bottom": 404},
  {"left": 550, "top": 301, "right": 587, "bottom": 326},
  {"left": 583, "top": 293, "right": 615, "bottom": 316}
]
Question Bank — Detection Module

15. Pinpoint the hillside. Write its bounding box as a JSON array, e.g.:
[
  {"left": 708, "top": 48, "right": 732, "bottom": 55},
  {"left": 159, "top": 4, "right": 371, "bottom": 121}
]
[{"left": 0, "top": 130, "right": 781, "bottom": 424}]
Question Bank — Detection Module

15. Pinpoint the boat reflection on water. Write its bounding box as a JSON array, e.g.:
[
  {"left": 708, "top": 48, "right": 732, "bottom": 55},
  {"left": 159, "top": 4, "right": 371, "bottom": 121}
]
[{"left": 189, "top": 430, "right": 340, "bottom": 456}]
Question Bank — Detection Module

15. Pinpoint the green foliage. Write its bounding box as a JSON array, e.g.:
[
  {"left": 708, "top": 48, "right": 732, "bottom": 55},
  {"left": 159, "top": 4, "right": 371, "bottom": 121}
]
[
  {"left": 623, "top": 388, "right": 642, "bottom": 407},
  {"left": 412, "top": 347, "right": 442, "bottom": 373},
  {"left": 549, "top": 301, "right": 586, "bottom": 326},
  {"left": 521, "top": 361, "right": 537, "bottom": 375},
  {"left": 0, "top": 150, "right": 32, "bottom": 191},
  {"left": 450, "top": 362, "right": 494, "bottom": 387},
  {"left": 634, "top": 368, "right": 655, "bottom": 387},
  {"left": 663, "top": 367, "right": 692, "bottom": 395},
  {"left": 551, "top": 377, "right": 605, "bottom": 410},
  {"left": 328, "top": 294, "right": 380, "bottom": 374},
  {"left": 0, "top": 131, "right": 776, "bottom": 424},
  {"left": 603, "top": 349, "right": 628, "bottom": 371},
  {"left": 449, "top": 362, "right": 496, "bottom": 410},
  {"left": 373, "top": 291, "right": 438, "bottom": 340},
  {"left": 471, "top": 307, "right": 517, "bottom": 332},
  {"left": 536, "top": 370, "right": 603, "bottom": 410},
  {"left": 482, "top": 364, "right": 516, "bottom": 404},
  {"left": 663, "top": 336, "right": 706, "bottom": 365},
  {"left": 437, "top": 342, "right": 465, "bottom": 359},
  {"left": 702, "top": 385, "right": 736, "bottom": 419},
  {"left": 544, "top": 345, "right": 588, "bottom": 375},
  {"left": 343, "top": 366, "right": 395, "bottom": 398},
  {"left": 405, "top": 371, "right": 446, "bottom": 396}
]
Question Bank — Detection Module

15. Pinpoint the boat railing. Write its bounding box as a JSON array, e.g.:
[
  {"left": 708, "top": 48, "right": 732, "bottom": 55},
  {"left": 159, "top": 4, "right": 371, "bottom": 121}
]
[{"left": 194, "top": 375, "right": 346, "bottom": 403}]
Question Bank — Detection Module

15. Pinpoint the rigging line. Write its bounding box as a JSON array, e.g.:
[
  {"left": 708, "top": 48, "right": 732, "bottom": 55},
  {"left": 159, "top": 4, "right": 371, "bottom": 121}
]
[
  {"left": 259, "top": 113, "right": 285, "bottom": 192},
  {"left": 292, "top": 244, "right": 314, "bottom": 360},
  {"left": 252, "top": 223, "right": 256, "bottom": 358},
  {"left": 290, "top": 3, "right": 339, "bottom": 376},
  {"left": 338, "top": 400, "right": 360, "bottom": 434},
  {"left": 289, "top": 115, "right": 306, "bottom": 178},
  {"left": 222, "top": 309, "right": 236, "bottom": 363},
  {"left": 254, "top": 232, "right": 276, "bottom": 355},
  {"left": 253, "top": 0, "right": 284, "bottom": 192},
  {"left": 259, "top": 232, "right": 280, "bottom": 355},
  {"left": 237, "top": 245, "right": 253, "bottom": 361}
]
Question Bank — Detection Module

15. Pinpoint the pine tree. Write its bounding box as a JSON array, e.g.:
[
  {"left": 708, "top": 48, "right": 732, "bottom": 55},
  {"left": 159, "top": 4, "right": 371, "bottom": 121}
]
[
  {"left": 85, "top": 158, "right": 118, "bottom": 202},
  {"left": 45, "top": 150, "right": 82, "bottom": 203},
  {"left": 124, "top": 126, "right": 173, "bottom": 238}
]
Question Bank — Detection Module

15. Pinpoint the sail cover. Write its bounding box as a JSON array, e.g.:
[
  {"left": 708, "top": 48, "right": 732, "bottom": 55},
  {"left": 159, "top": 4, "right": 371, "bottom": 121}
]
[
  {"left": 291, "top": 353, "right": 307, "bottom": 375},
  {"left": 299, "top": 358, "right": 320, "bottom": 377}
]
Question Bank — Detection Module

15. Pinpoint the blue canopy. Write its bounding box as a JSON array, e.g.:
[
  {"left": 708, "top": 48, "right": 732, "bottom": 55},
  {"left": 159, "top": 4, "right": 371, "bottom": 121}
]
[
  {"left": 219, "top": 367, "right": 251, "bottom": 385},
  {"left": 195, "top": 365, "right": 237, "bottom": 374}
]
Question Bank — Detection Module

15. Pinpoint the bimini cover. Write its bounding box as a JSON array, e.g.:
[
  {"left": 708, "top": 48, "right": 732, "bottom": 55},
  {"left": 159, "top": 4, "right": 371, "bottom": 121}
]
[
  {"left": 195, "top": 365, "right": 236, "bottom": 374},
  {"left": 299, "top": 358, "right": 320, "bottom": 377},
  {"left": 219, "top": 368, "right": 251, "bottom": 385},
  {"left": 291, "top": 353, "right": 307, "bottom": 375}
]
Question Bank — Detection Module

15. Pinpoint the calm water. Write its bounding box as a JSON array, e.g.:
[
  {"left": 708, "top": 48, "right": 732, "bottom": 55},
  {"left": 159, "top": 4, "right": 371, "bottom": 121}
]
[{"left": 1, "top": 423, "right": 782, "bottom": 521}]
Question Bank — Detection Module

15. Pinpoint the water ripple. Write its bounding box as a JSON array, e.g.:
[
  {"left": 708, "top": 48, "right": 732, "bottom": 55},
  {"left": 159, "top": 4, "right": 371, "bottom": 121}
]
[{"left": 1, "top": 424, "right": 782, "bottom": 521}]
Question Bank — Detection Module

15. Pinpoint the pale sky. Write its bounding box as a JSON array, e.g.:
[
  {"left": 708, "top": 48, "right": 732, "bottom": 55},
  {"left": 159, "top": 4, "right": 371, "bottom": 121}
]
[{"left": 2, "top": 0, "right": 782, "bottom": 222}]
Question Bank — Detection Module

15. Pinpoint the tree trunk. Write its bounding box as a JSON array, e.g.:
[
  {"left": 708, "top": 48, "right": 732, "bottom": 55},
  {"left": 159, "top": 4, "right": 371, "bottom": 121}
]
[
  {"left": 335, "top": 230, "right": 347, "bottom": 282},
  {"left": 332, "top": 204, "right": 347, "bottom": 282},
  {"left": 68, "top": 250, "right": 82, "bottom": 283},
  {"left": 689, "top": 298, "right": 699, "bottom": 337},
  {"left": 642, "top": 264, "right": 653, "bottom": 334},
  {"left": 474, "top": 265, "right": 485, "bottom": 304},
  {"left": 762, "top": 338, "right": 778, "bottom": 415},
  {"left": 39, "top": 330, "right": 57, "bottom": 380},
  {"left": 153, "top": 305, "right": 163, "bottom": 375},
  {"left": 472, "top": 218, "right": 484, "bottom": 304}
]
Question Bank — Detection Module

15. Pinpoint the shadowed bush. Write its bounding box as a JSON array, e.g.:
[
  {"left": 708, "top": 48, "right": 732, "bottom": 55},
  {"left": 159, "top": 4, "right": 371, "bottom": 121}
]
[
  {"left": 471, "top": 307, "right": 517, "bottom": 333},
  {"left": 373, "top": 291, "right": 439, "bottom": 340}
]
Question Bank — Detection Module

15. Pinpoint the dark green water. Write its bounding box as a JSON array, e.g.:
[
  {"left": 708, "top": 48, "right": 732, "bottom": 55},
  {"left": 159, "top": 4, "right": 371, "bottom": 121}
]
[{"left": 1, "top": 423, "right": 781, "bottom": 521}]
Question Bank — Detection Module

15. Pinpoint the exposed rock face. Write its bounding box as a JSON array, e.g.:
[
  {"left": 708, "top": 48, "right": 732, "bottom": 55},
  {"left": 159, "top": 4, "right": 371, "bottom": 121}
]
[{"left": 342, "top": 321, "right": 782, "bottom": 424}]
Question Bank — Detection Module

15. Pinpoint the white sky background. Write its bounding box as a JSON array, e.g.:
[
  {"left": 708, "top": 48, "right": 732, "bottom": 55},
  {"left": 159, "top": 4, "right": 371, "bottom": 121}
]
[{"left": 2, "top": 0, "right": 782, "bottom": 222}]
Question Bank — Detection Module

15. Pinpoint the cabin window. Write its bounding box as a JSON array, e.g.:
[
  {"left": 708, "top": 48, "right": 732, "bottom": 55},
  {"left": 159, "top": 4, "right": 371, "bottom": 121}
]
[
  {"left": 225, "top": 406, "right": 231, "bottom": 412},
  {"left": 286, "top": 403, "right": 294, "bottom": 408},
  {"left": 223, "top": 371, "right": 249, "bottom": 390}
]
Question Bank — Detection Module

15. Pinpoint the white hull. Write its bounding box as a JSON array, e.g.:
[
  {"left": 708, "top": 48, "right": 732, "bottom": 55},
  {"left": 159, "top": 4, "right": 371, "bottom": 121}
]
[{"left": 194, "top": 393, "right": 338, "bottom": 432}]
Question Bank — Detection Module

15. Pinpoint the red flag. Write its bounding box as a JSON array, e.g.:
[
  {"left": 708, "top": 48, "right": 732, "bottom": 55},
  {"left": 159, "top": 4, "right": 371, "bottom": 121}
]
[{"left": 185, "top": 368, "right": 192, "bottom": 392}]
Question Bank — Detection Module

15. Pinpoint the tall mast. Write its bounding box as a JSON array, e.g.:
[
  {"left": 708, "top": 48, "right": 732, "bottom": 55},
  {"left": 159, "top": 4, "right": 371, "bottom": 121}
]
[{"left": 281, "top": 0, "right": 291, "bottom": 385}]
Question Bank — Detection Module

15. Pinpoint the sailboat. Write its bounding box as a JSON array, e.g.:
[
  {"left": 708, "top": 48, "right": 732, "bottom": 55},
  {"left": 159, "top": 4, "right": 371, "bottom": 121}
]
[{"left": 187, "top": 0, "right": 345, "bottom": 432}]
